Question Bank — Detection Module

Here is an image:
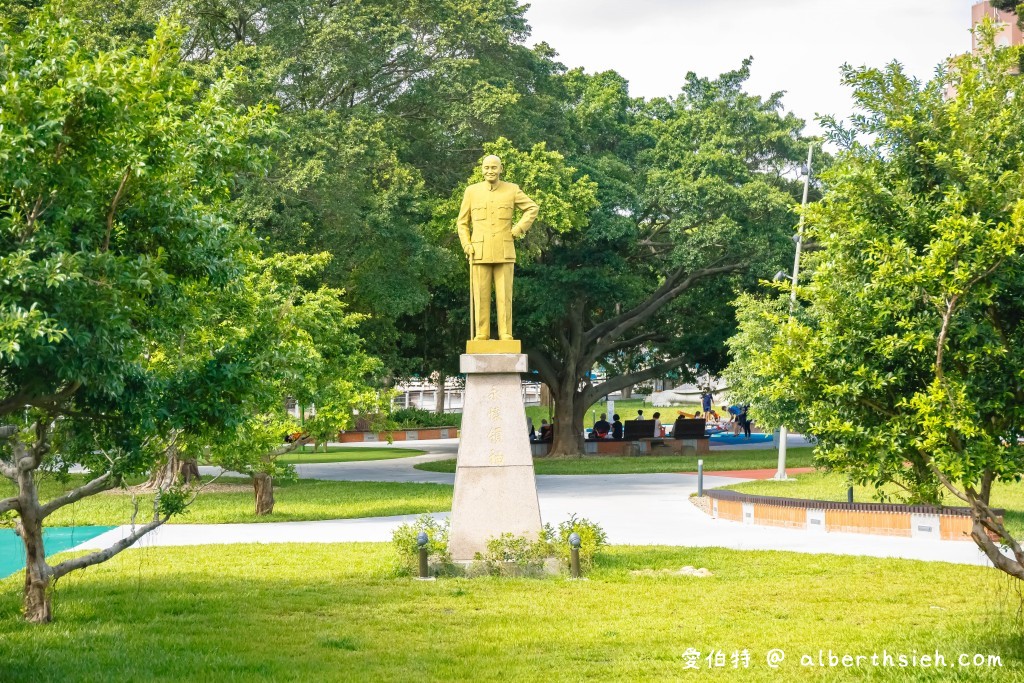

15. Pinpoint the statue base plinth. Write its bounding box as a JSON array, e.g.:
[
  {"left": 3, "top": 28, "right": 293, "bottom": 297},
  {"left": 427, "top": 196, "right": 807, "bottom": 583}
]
[
  {"left": 449, "top": 352, "right": 541, "bottom": 561},
  {"left": 466, "top": 339, "right": 521, "bottom": 354}
]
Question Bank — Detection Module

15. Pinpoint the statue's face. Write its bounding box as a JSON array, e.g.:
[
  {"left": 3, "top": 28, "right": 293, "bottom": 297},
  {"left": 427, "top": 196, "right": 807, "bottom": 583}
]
[{"left": 482, "top": 157, "right": 502, "bottom": 184}]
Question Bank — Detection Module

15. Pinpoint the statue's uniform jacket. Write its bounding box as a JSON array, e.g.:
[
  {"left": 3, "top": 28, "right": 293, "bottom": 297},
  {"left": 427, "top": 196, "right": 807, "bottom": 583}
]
[
  {"left": 456, "top": 179, "right": 538, "bottom": 341},
  {"left": 457, "top": 180, "right": 538, "bottom": 262}
]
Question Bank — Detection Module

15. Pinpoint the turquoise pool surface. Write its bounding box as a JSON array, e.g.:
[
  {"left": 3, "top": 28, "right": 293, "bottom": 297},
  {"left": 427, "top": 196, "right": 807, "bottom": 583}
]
[{"left": 1, "top": 526, "right": 115, "bottom": 579}]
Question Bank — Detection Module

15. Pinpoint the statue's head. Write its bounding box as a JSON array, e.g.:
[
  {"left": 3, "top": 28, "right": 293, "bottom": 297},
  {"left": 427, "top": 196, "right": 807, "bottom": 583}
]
[{"left": 481, "top": 154, "right": 503, "bottom": 184}]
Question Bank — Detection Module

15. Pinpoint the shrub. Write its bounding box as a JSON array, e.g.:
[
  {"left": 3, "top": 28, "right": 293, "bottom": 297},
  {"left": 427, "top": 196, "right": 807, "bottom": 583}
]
[
  {"left": 478, "top": 516, "right": 607, "bottom": 576},
  {"left": 391, "top": 514, "right": 451, "bottom": 574},
  {"left": 388, "top": 408, "right": 463, "bottom": 430},
  {"left": 479, "top": 532, "right": 548, "bottom": 576},
  {"left": 543, "top": 514, "right": 607, "bottom": 571}
]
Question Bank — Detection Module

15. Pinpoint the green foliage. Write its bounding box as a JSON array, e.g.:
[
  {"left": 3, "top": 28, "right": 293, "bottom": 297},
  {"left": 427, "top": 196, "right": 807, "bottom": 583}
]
[
  {"left": 723, "top": 292, "right": 805, "bottom": 432},
  {"left": 391, "top": 513, "right": 451, "bottom": 574},
  {"left": 388, "top": 408, "right": 462, "bottom": 430},
  {"left": 477, "top": 516, "right": 607, "bottom": 575},
  {"left": 543, "top": 514, "right": 607, "bottom": 571},
  {"left": 155, "top": 485, "right": 191, "bottom": 518},
  {"left": 479, "top": 531, "right": 549, "bottom": 576},
  {"left": 730, "top": 26, "right": 1024, "bottom": 531},
  {"left": 505, "top": 60, "right": 813, "bottom": 453},
  {"left": 0, "top": 6, "right": 271, "bottom": 475}
]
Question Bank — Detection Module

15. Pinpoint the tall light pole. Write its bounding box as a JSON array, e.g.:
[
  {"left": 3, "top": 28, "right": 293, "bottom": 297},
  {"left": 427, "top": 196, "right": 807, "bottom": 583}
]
[{"left": 775, "top": 142, "right": 814, "bottom": 481}]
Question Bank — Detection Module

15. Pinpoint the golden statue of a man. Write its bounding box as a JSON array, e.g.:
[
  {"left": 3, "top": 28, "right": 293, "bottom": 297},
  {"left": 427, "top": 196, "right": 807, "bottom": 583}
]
[{"left": 457, "top": 155, "right": 539, "bottom": 348}]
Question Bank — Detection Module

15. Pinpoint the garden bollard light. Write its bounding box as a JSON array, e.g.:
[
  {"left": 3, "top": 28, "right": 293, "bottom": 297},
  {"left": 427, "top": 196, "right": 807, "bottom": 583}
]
[
  {"left": 697, "top": 459, "right": 704, "bottom": 498},
  {"left": 417, "top": 531, "right": 429, "bottom": 579},
  {"left": 569, "top": 532, "right": 581, "bottom": 578},
  {"left": 847, "top": 487, "right": 854, "bottom": 504}
]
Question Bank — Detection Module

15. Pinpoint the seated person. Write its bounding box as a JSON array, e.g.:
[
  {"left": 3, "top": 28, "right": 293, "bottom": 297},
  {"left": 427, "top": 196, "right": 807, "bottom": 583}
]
[
  {"left": 538, "top": 419, "right": 553, "bottom": 443},
  {"left": 592, "top": 413, "right": 611, "bottom": 439},
  {"left": 611, "top": 414, "right": 624, "bottom": 440},
  {"left": 672, "top": 413, "right": 688, "bottom": 438},
  {"left": 652, "top": 412, "right": 663, "bottom": 438}
]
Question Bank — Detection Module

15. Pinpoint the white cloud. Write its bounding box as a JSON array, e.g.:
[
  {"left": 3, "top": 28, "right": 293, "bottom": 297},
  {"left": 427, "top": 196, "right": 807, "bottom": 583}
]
[{"left": 525, "top": 0, "right": 974, "bottom": 135}]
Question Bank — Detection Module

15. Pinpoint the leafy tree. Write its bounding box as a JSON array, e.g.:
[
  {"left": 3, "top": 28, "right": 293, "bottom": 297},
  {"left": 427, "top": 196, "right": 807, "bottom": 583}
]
[
  {"left": 0, "top": 9, "right": 270, "bottom": 622},
  {"left": 989, "top": 0, "right": 1021, "bottom": 14},
  {"left": 211, "top": 253, "right": 383, "bottom": 515},
  {"left": 728, "top": 27, "right": 1024, "bottom": 580},
  {"left": 513, "top": 63, "right": 810, "bottom": 454}
]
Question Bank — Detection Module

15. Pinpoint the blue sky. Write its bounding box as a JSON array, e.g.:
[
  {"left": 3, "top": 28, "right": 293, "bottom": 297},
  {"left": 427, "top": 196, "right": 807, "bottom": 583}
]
[{"left": 525, "top": 0, "right": 975, "bottom": 136}]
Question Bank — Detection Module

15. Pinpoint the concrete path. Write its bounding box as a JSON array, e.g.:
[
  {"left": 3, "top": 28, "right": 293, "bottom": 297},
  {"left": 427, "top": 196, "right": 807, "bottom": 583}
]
[{"left": 78, "top": 438, "right": 995, "bottom": 567}]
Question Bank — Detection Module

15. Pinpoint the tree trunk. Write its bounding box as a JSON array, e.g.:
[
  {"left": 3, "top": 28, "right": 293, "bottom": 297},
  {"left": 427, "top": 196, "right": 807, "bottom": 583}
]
[
  {"left": 253, "top": 473, "right": 274, "bottom": 516},
  {"left": 549, "top": 384, "right": 585, "bottom": 456},
  {"left": 17, "top": 470, "right": 52, "bottom": 623},
  {"left": 143, "top": 442, "right": 199, "bottom": 490},
  {"left": 435, "top": 370, "right": 446, "bottom": 415},
  {"left": 621, "top": 385, "right": 633, "bottom": 399},
  {"left": 21, "top": 520, "right": 51, "bottom": 623}
]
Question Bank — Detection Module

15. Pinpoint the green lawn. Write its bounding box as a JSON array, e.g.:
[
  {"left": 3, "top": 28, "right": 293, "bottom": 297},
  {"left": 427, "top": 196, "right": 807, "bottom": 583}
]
[
  {"left": 720, "top": 470, "right": 1024, "bottom": 539},
  {"left": 3, "top": 474, "right": 452, "bottom": 526},
  {"left": 415, "top": 447, "right": 815, "bottom": 475},
  {"left": 277, "top": 445, "right": 426, "bottom": 465},
  {"left": 0, "top": 543, "right": 1019, "bottom": 681}
]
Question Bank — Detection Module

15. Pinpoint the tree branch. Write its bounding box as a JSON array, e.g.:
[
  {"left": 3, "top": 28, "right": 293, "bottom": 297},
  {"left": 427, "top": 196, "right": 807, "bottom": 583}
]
[
  {"left": 0, "top": 496, "right": 19, "bottom": 514},
  {"left": 585, "top": 262, "right": 746, "bottom": 347},
  {"left": 589, "top": 331, "right": 663, "bottom": 367},
  {"left": 0, "top": 381, "right": 82, "bottom": 416},
  {"left": 50, "top": 515, "right": 168, "bottom": 581},
  {"left": 526, "top": 349, "right": 559, "bottom": 391},
  {"left": 583, "top": 354, "right": 688, "bottom": 407},
  {"left": 39, "top": 471, "right": 113, "bottom": 518},
  {"left": 103, "top": 166, "right": 132, "bottom": 253},
  {"left": 0, "top": 457, "right": 16, "bottom": 482}
]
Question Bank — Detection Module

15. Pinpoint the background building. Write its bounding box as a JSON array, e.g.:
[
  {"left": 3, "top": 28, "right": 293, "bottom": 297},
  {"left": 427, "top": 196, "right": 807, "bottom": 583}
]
[{"left": 973, "top": 1, "right": 1023, "bottom": 51}]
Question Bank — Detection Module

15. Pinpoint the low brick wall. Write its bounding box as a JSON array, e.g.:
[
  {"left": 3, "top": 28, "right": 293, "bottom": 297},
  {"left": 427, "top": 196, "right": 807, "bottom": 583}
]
[
  {"left": 705, "top": 490, "right": 992, "bottom": 542},
  {"left": 337, "top": 427, "right": 459, "bottom": 443}
]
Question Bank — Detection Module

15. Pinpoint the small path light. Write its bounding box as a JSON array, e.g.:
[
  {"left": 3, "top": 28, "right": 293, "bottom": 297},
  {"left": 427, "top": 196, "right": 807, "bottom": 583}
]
[
  {"left": 416, "top": 531, "right": 430, "bottom": 580},
  {"left": 569, "top": 532, "right": 582, "bottom": 578},
  {"left": 697, "top": 459, "right": 704, "bottom": 498},
  {"left": 847, "top": 486, "right": 854, "bottom": 504}
]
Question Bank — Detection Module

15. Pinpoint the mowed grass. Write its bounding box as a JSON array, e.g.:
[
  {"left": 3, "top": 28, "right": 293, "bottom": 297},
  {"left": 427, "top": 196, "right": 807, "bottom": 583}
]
[
  {"left": 721, "top": 470, "right": 1024, "bottom": 539},
  {"left": 2, "top": 474, "right": 452, "bottom": 526},
  {"left": 0, "top": 544, "right": 1021, "bottom": 682},
  {"left": 276, "top": 445, "right": 425, "bottom": 465},
  {"left": 415, "top": 447, "right": 815, "bottom": 475}
]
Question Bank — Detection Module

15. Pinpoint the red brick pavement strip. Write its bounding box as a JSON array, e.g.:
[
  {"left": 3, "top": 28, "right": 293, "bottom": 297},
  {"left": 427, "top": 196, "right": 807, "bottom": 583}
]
[{"left": 697, "top": 467, "right": 816, "bottom": 479}]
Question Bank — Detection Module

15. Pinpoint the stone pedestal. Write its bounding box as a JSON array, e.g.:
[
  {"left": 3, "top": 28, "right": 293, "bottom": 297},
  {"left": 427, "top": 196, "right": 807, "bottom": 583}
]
[{"left": 448, "top": 353, "right": 542, "bottom": 561}]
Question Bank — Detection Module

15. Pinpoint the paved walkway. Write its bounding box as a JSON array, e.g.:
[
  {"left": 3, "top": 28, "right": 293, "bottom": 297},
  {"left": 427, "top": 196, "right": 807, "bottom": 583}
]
[{"left": 77, "top": 438, "right": 996, "bottom": 568}]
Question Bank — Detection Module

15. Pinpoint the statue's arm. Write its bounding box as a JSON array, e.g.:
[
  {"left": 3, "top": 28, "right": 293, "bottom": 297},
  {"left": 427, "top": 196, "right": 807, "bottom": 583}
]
[
  {"left": 512, "top": 189, "right": 539, "bottom": 237},
  {"left": 456, "top": 188, "right": 473, "bottom": 253}
]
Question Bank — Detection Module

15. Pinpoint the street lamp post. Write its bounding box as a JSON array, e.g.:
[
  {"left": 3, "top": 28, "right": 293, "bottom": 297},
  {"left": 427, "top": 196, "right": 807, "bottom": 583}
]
[{"left": 775, "top": 142, "right": 814, "bottom": 481}]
